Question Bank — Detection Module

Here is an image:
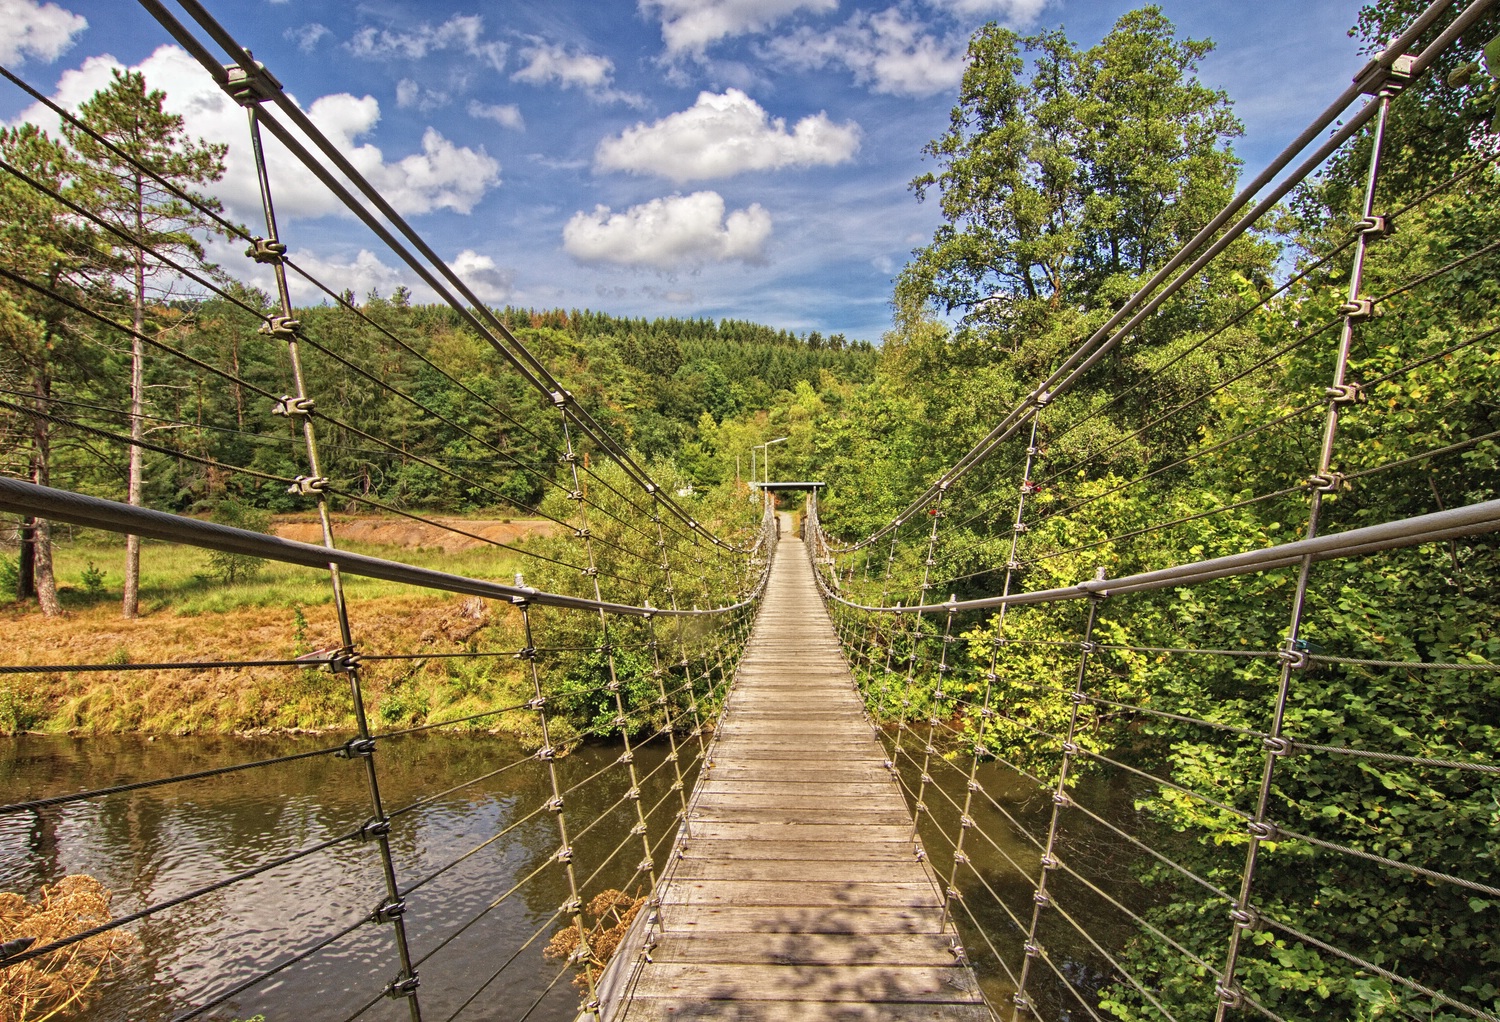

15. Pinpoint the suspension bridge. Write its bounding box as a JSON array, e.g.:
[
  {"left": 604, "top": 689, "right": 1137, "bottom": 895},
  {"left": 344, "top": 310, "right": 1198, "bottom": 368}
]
[{"left": 1, "top": 1, "right": 1498, "bottom": 1021}]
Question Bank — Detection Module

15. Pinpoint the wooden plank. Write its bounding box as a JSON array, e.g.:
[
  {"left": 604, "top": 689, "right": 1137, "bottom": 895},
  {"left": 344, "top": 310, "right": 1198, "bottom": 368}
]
[
  {"left": 659, "top": 879, "right": 941, "bottom": 909},
  {"left": 648, "top": 932, "right": 961, "bottom": 966},
  {"left": 614, "top": 1000, "right": 995, "bottom": 1021},
  {"left": 654, "top": 905, "right": 947, "bottom": 935},
  {"left": 674, "top": 839, "right": 920, "bottom": 862},
  {"left": 668, "top": 859, "right": 925, "bottom": 884},
  {"left": 628, "top": 963, "right": 985, "bottom": 1003}
]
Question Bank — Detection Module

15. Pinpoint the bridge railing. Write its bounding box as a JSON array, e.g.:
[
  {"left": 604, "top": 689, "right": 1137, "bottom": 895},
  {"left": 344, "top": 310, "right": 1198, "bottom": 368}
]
[
  {"left": 0, "top": 3, "right": 776, "bottom": 1019},
  {"left": 808, "top": 2, "right": 1500, "bottom": 1020}
]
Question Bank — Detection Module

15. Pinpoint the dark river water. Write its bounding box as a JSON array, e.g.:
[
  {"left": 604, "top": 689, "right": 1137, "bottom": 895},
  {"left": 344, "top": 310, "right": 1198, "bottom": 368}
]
[
  {"left": 0, "top": 732, "right": 698, "bottom": 1022},
  {"left": 1, "top": 732, "right": 1143, "bottom": 1022}
]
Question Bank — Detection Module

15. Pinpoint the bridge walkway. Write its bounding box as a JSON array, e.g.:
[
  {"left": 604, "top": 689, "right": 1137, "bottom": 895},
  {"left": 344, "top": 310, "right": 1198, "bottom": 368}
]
[{"left": 598, "top": 521, "right": 991, "bottom": 1020}]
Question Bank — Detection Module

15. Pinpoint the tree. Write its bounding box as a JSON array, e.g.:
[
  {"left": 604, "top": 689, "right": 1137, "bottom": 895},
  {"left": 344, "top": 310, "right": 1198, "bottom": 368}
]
[
  {"left": 0, "top": 124, "right": 112, "bottom": 616},
  {"left": 66, "top": 69, "right": 226, "bottom": 618},
  {"left": 902, "top": 7, "right": 1242, "bottom": 330}
]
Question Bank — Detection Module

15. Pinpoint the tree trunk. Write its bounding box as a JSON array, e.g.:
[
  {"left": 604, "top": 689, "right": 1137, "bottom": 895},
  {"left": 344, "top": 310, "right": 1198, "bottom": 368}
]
[
  {"left": 123, "top": 187, "right": 145, "bottom": 619},
  {"left": 16, "top": 518, "right": 36, "bottom": 601},
  {"left": 31, "top": 372, "right": 60, "bottom": 617}
]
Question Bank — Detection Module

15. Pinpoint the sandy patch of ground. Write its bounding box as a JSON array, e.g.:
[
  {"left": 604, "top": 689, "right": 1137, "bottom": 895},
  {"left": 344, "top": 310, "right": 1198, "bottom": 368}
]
[{"left": 274, "top": 516, "right": 556, "bottom": 552}]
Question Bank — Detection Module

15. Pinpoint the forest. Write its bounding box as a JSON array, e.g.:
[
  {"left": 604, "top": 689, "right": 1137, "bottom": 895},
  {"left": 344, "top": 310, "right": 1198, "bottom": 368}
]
[{"left": 1, "top": 0, "right": 1497, "bottom": 1019}]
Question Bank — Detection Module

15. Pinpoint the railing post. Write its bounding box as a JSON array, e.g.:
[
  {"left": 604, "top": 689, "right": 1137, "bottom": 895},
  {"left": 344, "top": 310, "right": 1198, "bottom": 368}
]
[
  {"left": 1211, "top": 66, "right": 1403, "bottom": 1020},
  {"left": 236, "top": 96, "right": 422, "bottom": 1018},
  {"left": 1012, "top": 584, "right": 1102, "bottom": 1020}
]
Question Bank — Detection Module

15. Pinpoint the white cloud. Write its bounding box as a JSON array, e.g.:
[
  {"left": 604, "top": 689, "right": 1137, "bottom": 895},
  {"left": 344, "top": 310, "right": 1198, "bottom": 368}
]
[
  {"left": 283, "top": 248, "right": 411, "bottom": 304},
  {"left": 468, "top": 100, "right": 525, "bottom": 130},
  {"left": 396, "top": 78, "right": 450, "bottom": 111},
  {"left": 9, "top": 45, "right": 501, "bottom": 222},
  {"left": 285, "top": 22, "right": 330, "bottom": 54},
  {"left": 451, "top": 249, "right": 514, "bottom": 303},
  {"left": 0, "top": 0, "right": 86, "bottom": 65},
  {"left": 929, "top": 0, "right": 1052, "bottom": 21},
  {"left": 511, "top": 41, "right": 643, "bottom": 106},
  {"left": 596, "top": 90, "right": 859, "bottom": 183},
  {"left": 766, "top": 7, "right": 966, "bottom": 98},
  {"left": 563, "top": 191, "right": 771, "bottom": 270},
  {"left": 640, "top": 0, "right": 836, "bottom": 54},
  {"left": 348, "top": 15, "right": 507, "bottom": 72}
]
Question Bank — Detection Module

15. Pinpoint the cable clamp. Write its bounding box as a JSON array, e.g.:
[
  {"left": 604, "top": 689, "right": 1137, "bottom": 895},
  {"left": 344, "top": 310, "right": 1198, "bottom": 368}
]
[
  {"left": 1229, "top": 906, "right": 1259, "bottom": 929},
  {"left": 524, "top": 697, "right": 546, "bottom": 713},
  {"left": 1307, "top": 471, "right": 1345, "bottom": 495},
  {"left": 1262, "top": 735, "right": 1294, "bottom": 757},
  {"left": 979, "top": 706, "right": 997, "bottom": 720},
  {"left": 545, "top": 796, "right": 564, "bottom": 813},
  {"left": 1070, "top": 690, "right": 1089, "bottom": 705},
  {"left": 1034, "top": 389, "right": 1052, "bottom": 407},
  {"left": 883, "top": 759, "right": 895, "bottom": 773},
  {"left": 1215, "top": 982, "right": 1244, "bottom": 1009},
  {"left": 573, "top": 527, "right": 591, "bottom": 539},
  {"left": 974, "top": 744, "right": 991, "bottom": 758},
  {"left": 630, "top": 822, "right": 647, "bottom": 837},
  {"left": 618, "top": 750, "right": 634, "bottom": 764},
  {"left": 568, "top": 490, "right": 585, "bottom": 502},
  {"left": 1247, "top": 820, "right": 1278, "bottom": 842},
  {"left": 359, "top": 818, "right": 391, "bottom": 842},
  {"left": 224, "top": 60, "right": 284, "bottom": 105},
  {"left": 1033, "top": 889, "right": 1051, "bottom": 907},
  {"left": 946, "top": 886, "right": 962, "bottom": 901},
  {"left": 550, "top": 390, "right": 569, "bottom": 407},
  {"left": 654, "top": 695, "right": 668, "bottom": 707},
  {"left": 1051, "top": 790, "right": 1073, "bottom": 808},
  {"left": 287, "top": 475, "right": 329, "bottom": 496},
  {"left": 914, "top": 847, "right": 926, "bottom": 861},
  {"left": 373, "top": 898, "right": 406, "bottom": 924},
  {"left": 516, "top": 646, "right": 538, "bottom": 661},
  {"left": 1278, "top": 638, "right": 1310, "bottom": 669},
  {"left": 258, "top": 315, "right": 301, "bottom": 340},
  {"left": 1337, "top": 297, "right": 1375, "bottom": 322},
  {"left": 329, "top": 650, "right": 361, "bottom": 674},
  {"left": 556, "top": 846, "right": 574, "bottom": 864},
  {"left": 1024, "top": 941, "right": 1043, "bottom": 960},
  {"left": 1061, "top": 741, "right": 1080, "bottom": 756},
  {"left": 914, "top": 801, "right": 928, "bottom": 815},
  {"left": 1326, "top": 381, "right": 1367, "bottom": 406},
  {"left": 651, "top": 668, "right": 665, "bottom": 679},
  {"left": 561, "top": 897, "right": 582, "bottom": 914},
  {"left": 949, "top": 940, "right": 968, "bottom": 964},
  {"left": 580, "top": 566, "right": 598, "bottom": 578},
  {"left": 558, "top": 451, "right": 577, "bottom": 464},
  {"left": 624, "top": 787, "right": 641, "bottom": 804},
  {"left": 1013, "top": 993, "right": 1032, "bottom": 1011},
  {"left": 1020, "top": 479, "right": 1039, "bottom": 495},
  {"left": 959, "top": 814, "right": 975, "bottom": 830},
  {"left": 243, "top": 237, "right": 288, "bottom": 265},
  {"left": 336, "top": 737, "right": 375, "bottom": 759},
  {"left": 1040, "top": 852, "right": 1059, "bottom": 870},
  {"left": 1005, "top": 560, "right": 1025, "bottom": 574},
  {"left": 271, "top": 395, "right": 315, "bottom": 418},
  {"left": 1357, "top": 214, "right": 1392, "bottom": 238},
  {"left": 606, "top": 679, "right": 621, "bottom": 693},
  {"left": 536, "top": 746, "right": 556, "bottom": 761},
  {"left": 953, "top": 851, "right": 970, "bottom": 864},
  {"left": 1013, "top": 521, "right": 1029, "bottom": 534},
  {"left": 637, "top": 857, "right": 654, "bottom": 874},
  {"left": 385, "top": 973, "right": 420, "bottom": 999}
]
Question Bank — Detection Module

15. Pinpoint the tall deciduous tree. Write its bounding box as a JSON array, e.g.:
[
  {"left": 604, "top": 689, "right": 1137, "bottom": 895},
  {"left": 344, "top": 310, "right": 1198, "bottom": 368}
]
[
  {"left": 66, "top": 69, "right": 225, "bottom": 618},
  {"left": 901, "top": 6, "right": 1242, "bottom": 330}
]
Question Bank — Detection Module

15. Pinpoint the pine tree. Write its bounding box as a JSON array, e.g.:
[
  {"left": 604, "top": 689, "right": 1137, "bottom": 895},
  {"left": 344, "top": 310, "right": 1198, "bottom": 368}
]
[{"left": 66, "top": 69, "right": 226, "bottom": 618}]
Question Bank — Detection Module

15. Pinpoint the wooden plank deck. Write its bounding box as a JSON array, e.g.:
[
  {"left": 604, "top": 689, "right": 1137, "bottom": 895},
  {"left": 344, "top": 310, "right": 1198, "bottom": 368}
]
[{"left": 595, "top": 523, "right": 993, "bottom": 1021}]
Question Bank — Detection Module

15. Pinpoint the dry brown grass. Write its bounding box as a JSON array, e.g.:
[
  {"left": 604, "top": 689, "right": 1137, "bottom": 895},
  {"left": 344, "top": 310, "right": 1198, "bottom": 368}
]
[
  {"left": 0, "top": 875, "right": 136, "bottom": 1022},
  {"left": 0, "top": 593, "right": 529, "bottom": 734},
  {"left": 543, "top": 888, "right": 646, "bottom": 990}
]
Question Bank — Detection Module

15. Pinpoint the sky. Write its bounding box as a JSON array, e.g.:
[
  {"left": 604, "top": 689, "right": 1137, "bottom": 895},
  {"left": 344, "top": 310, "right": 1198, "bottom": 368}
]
[{"left": 1, "top": 0, "right": 1375, "bottom": 343}]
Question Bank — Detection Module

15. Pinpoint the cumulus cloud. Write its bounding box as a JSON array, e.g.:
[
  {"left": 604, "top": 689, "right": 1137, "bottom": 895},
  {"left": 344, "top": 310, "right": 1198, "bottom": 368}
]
[
  {"left": 9, "top": 45, "right": 500, "bottom": 222},
  {"left": 451, "top": 249, "right": 514, "bottom": 302},
  {"left": 563, "top": 191, "right": 771, "bottom": 270},
  {"left": 348, "top": 14, "right": 507, "bottom": 72},
  {"left": 596, "top": 90, "right": 858, "bottom": 183},
  {"left": 468, "top": 100, "right": 524, "bottom": 130},
  {"left": 640, "top": 0, "right": 836, "bottom": 54},
  {"left": 1, "top": 0, "right": 87, "bottom": 65},
  {"left": 766, "top": 7, "right": 966, "bottom": 97},
  {"left": 282, "top": 248, "right": 412, "bottom": 304},
  {"left": 396, "top": 78, "right": 450, "bottom": 111},
  {"left": 511, "top": 41, "right": 642, "bottom": 106},
  {"left": 285, "top": 22, "right": 330, "bottom": 54}
]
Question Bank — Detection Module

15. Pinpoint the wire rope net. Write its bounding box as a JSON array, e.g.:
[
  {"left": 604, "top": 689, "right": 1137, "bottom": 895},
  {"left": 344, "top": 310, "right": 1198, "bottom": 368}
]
[
  {"left": 808, "top": 2, "right": 1500, "bottom": 1020},
  {"left": 0, "top": 2, "right": 775, "bottom": 1020}
]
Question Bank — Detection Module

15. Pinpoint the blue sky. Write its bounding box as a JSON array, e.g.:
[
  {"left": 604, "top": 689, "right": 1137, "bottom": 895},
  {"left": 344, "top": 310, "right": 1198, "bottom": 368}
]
[{"left": 3, "top": 0, "right": 1372, "bottom": 342}]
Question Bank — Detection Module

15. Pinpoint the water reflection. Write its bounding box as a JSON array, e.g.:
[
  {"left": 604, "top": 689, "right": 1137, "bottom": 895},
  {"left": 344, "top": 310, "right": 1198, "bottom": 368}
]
[{"left": 0, "top": 733, "right": 693, "bottom": 1022}]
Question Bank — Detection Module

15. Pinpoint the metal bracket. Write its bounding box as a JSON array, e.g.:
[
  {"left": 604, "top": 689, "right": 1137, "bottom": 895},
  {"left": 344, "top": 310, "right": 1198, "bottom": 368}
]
[
  {"left": 272, "top": 395, "right": 315, "bottom": 417},
  {"left": 1247, "top": 820, "right": 1278, "bottom": 842},
  {"left": 1325, "top": 381, "right": 1366, "bottom": 406},
  {"left": 556, "top": 846, "right": 574, "bottom": 863},
  {"left": 545, "top": 796, "right": 564, "bottom": 813},
  {"left": 336, "top": 736, "right": 375, "bottom": 759},
  {"left": 359, "top": 818, "right": 391, "bottom": 842},
  {"left": 1357, "top": 214, "right": 1392, "bottom": 238},
  {"left": 287, "top": 475, "right": 329, "bottom": 496},
  {"left": 385, "top": 973, "right": 420, "bottom": 999},
  {"left": 1262, "top": 735, "right": 1294, "bottom": 757},
  {"left": 1337, "top": 297, "right": 1375, "bottom": 322},
  {"left": 1215, "top": 982, "right": 1244, "bottom": 1009},
  {"left": 1308, "top": 471, "right": 1346, "bottom": 495},
  {"left": 535, "top": 746, "right": 556, "bottom": 761},
  {"left": 373, "top": 898, "right": 406, "bottom": 924},
  {"left": 245, "top": 237, "right": 287, "bottom": 264},
  {"left": 1229, "top": 905, "right": 1259, "bottom": 929},
  {"left": 1353, "top": 53, "right": 1414, "bottom": 96},
  {"left": 224, "top": 61, "right": 284, "bottom": 106},
  {"left": 258, "top": 315, "right": 301, "bottom": 340}
]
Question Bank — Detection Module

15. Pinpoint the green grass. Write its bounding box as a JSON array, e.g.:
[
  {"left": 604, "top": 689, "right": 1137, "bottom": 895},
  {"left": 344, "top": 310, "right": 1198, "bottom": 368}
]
[{"left": 31, "top": 529, "right": 523, "bottom": 616}]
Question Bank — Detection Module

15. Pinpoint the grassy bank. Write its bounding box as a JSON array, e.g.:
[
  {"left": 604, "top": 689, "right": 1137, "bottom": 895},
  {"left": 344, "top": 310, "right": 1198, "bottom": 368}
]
[{"left": 1, "top": 528, "right": 545, "bottom": 737}]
